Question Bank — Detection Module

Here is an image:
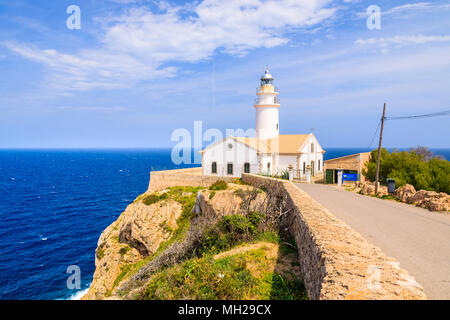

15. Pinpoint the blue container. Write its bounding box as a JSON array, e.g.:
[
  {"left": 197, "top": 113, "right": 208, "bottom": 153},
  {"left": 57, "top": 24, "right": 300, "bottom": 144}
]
[{"left": 343, "top": 173, "right": 358, "bottom": 181}]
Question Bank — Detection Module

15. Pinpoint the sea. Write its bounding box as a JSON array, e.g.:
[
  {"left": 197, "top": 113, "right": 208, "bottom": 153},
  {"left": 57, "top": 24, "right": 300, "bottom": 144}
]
[{"left": 0, "top": 148, "right": 448, "bottom": 300}]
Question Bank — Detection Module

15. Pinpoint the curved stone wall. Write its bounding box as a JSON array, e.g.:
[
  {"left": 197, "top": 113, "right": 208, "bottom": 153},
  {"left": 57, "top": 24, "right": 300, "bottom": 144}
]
[{"left": 242, "top": 173, "right": 427, "bottom": 300}]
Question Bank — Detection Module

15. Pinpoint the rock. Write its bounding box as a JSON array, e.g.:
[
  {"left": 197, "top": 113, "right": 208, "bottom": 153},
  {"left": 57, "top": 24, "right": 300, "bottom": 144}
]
[
  {"left": 83, "top": 183, "right": 266, "bottom": 300},
  {"left": 82, "top": 197, "right": 182, "bottom": 300},
  {"left": 408, "top": 189, "right": 450, "bottom": 212},
  {"left": 395, "top": 184, "right": 416, "bottom": 202},
  {"left": 119, "top": 199, "right": 182, "bottom": 256},
  {"left": 360, "top": 182, "right": 375, "bottom": 196},
  {"left": 377, "top": 185, "right": 388, "bottom": 197}
]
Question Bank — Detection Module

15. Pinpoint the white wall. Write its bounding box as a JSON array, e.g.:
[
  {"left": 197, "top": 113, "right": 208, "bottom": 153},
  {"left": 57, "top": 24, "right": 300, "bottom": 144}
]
[
  {"left": 202, "top": 138, "right": 258, "bottom": 177},
  {"left": 278, "top": 155, "right": 298, "bottom": 173},
  {"left": 255, "top": 106, "right": 279, "bottom": 140},
  {"left": 298, "top": 135, "right": 324, "bottom": 176},
  {"left": 202, "top": 135, "right": 325, "bottom": 178}
]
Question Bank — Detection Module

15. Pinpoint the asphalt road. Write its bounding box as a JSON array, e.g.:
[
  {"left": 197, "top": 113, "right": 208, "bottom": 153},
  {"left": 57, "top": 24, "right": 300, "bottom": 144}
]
[{"left": 295, "top": 183, "right": 450, "bottom": 300}]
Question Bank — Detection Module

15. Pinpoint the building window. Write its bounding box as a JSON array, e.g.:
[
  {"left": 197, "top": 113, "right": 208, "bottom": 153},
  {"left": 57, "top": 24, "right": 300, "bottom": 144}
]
[
  {"left": 318, "top": 160, "right": 321, "bottom": 171},
  {"left": 276, "top": 123, "right": 279, "bottom": 131},
  {"left": 211, "top": 162, "right": 217, "bottom": 174},
  {"left": 311, "top": 143, "right": 314, "bottom": 153},
  {"left": 227, "top": 163, "right": 233, "bottom": 175},
  {"left": 303, "top": 162, "right": 306, "bottom": 174},
  {"left": 244, "top": 162, "right": 250, "bottom": 173}
]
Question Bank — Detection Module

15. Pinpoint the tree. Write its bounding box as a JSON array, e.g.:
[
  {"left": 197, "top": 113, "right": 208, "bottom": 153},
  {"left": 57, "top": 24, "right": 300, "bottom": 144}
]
[{"left": 362, "top": 148, "right": 449, "bottom": 193}]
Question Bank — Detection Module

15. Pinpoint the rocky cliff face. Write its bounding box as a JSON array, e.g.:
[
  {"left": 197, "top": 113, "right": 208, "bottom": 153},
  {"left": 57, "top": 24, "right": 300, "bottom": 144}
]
[
  {"left": 83, "top": 183, "right": 266, "bottom": 300},
  {"left": 82, "top": 197, "right": 183, "bottom": 299}
]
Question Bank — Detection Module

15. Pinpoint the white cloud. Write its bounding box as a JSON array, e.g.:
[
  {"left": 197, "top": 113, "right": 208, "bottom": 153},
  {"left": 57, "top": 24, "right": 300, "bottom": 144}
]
[
  {"left": 384, "top": 2, "right": 432, "bottom": 15},
  {"left": 4, "top": 41, "right": 177, "bottom": 91},
  {"left": 5, "top": 0, "right": 336, "bottom": 91},
  {"left": 355, "top": 2, "right": 450, "bottom": 19},
  {"left": 355, "top": 35, "right": 450, "bottom": 48}
]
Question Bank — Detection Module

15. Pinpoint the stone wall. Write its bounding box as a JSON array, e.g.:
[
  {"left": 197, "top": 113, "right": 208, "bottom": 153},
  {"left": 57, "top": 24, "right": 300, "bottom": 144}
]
[
  {"left": 242, "top": 173, "right": 426, "bottom": 300},
  {"left": 148, "top": 167, "right": 235, "bottom": 192}
]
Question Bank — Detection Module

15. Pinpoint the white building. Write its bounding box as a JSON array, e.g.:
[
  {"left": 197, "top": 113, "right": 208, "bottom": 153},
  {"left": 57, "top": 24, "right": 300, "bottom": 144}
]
[{"left": 201, "top": 68, "right": 324, "bottom": 179}]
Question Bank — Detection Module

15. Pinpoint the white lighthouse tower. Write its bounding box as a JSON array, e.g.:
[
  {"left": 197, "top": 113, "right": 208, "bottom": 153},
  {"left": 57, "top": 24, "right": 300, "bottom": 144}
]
[{"left": 254, "top": 68, "right": 280, "bottom": 140}]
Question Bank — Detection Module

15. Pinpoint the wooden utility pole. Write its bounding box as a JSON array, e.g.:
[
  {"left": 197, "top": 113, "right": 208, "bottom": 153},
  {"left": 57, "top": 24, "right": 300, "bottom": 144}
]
[{"left": 375, "top": 103, "right": 386, "bottom": 195}]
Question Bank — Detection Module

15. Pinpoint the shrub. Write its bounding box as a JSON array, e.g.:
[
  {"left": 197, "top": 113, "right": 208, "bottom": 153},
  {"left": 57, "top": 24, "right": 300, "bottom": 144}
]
[
  {"left": 143, "top": 193, "right": 167, "bottom": 205},
  {"left": 363, "top": 147, "right": 449, "bottom": 194},
  {"left": 142, "top": 247, "right": 307, "bottom": 300},
  {"left": 119, "top": 246, "right": 131, "bottom": 256},
  {"left": 209, "top": 180, "right": 228, "bottom": 191},
  {"left": 198, "top": 211, "right": 266, "bottom": 255},
  {"left": 279, "top": 170, "right": 290, "bottom": 180}
]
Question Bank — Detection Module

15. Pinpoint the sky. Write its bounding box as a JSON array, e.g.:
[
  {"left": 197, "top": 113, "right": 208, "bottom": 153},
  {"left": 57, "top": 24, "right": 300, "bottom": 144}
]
[{"left": 0, "top": 0, "right": 449, "bottom": 149}]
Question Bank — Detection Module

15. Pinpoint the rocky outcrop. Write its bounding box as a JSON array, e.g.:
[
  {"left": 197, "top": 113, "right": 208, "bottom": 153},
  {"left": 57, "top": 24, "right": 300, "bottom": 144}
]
[
  {"left": 84, "top": 182, "right": 266, "bottom": 300},
  {"left": 82, "top": 196, "right": 183, "bottom": 299},
  {"left": 407, "top": 190, "right": 450, "bottom": 212},
  {"left": 395, "top": 184, "right": 416, "bottom": 202},
  {"left": 357, "top": 182, "right": 449, "bottom": 212},
  {"left": 118, "top": 199, "right": 182, "bottom": 256},
  {"left": 359, "top": 182, "right": 387, "bottom": 197}
]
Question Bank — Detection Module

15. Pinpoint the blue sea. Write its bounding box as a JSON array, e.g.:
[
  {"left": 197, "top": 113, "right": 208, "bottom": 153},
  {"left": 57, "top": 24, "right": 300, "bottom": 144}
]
[{"left": 0, "top": 148, "right": 448, "bottom": 300}]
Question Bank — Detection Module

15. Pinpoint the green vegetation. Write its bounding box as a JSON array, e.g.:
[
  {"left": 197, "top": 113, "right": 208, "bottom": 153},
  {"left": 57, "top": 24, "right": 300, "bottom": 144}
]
[
  {"left": 97, "top": 247, "right": 105, "bottom": 260},
  {"left": 143, "top": 192, "right": 167, "bottom": 205},
  {"left": 96, "top": 241, "right": 106, "bottom": 260},
  {"left": 363, "top": 147, "right": 450, "bottom": 194},
  {"left": 258, "top": 170, "right": 289, "bottom": 180},
  {"left": 119, "top": 246, "right": 131, "bottom": 256},
  {"left": 197, "top": 212, "right": 266, "bottom": 255},
  {"left": 209, "top": 180, "right": 228, "bottom": 191},
  {"left": 209, "top": 191, "right": 216, "bottom": 199},
  {"left": 159, "top": 221, "right": 173, "bottom": 234},
  {"left": 113, "top": 184, "right": 307, "bottom": 300},
  {"left": 231, "top": 178, "right": 249, "bottom": 185},
  {"left": 142, "top": 246, "right": 307, "bottom": 300}
]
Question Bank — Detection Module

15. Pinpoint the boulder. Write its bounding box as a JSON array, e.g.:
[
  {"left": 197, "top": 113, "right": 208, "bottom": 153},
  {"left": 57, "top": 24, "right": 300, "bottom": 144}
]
[
  {"left": 360, "top": 182, "right": 375, "bottom": 196},
  {"left": 378, "top": 185, "right": 388, "bottom": 197},
  {"left": 408, "top": 190, "right": 450, "bottom": 212},
  {"left": 395, "top": 184, "right": 416, "bottom": 202}
]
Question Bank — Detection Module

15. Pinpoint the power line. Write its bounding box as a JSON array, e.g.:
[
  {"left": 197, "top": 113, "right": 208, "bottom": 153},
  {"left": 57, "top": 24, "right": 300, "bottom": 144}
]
[
  {"left": 367, "top": 120, "right": 381, "bottom": 150},
  {"left": 385, "top": 109, "right": 450, "bottom": 121}
]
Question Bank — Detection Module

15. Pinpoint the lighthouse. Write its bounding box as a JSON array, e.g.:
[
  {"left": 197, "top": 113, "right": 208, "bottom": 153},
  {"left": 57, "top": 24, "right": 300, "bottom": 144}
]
[{"left": 254, "top": 68, "right": 280, "bottom": 140}]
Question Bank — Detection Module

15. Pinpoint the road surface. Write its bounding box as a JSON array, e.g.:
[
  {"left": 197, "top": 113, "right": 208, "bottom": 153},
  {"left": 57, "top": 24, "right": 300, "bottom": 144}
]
[{"left": 295, "top": 183, "right": 450, "bottom": 300}]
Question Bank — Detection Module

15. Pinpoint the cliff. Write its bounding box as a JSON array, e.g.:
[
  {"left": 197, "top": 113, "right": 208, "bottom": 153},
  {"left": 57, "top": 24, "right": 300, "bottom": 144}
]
[
  {"left": 83, "top": 169, "right": 427, "bottom": 300},
  {"left": 82, "top": 179, "right": 304, "bottom": 300}
]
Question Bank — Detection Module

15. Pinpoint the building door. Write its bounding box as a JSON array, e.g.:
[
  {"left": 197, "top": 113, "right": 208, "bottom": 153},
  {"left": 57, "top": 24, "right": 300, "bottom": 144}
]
[
  {"left": 310, "top": 161, "right": 315, "bottom": 176},
  {"left": 325, "top": 170, "right": 334, "bottom": 184}
]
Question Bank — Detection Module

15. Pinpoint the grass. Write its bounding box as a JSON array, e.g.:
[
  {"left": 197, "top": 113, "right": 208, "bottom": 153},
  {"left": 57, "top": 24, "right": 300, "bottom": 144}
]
[
  {"left": 142, "top": 192, "right": 167, "bottom": 205},
  {"left": 119, "top": 246, "right": 131, "bottom": 256},
  {"left": 110, "top": 184, "right": 307, "bottom": 300},
  {"left": 196, "top": 211, "right": 266, "bottom": 255},
  {"left": 209, "top": 180, "right": 228, "bottom": 191},
  {"left": 97, "top": 247, "right": 105, "bottom": 260},
  {"left": 96, "top": 241, "right": 106, "bottom": 260},
  {"left": 141, "top": 246, "right": 307, "bottom": 300}
]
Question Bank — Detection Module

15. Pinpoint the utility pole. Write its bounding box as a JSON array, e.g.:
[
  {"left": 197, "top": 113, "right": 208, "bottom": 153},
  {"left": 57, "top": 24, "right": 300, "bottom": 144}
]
[{"left": 375, "top": 103, "right": 386, "bottom": 195}]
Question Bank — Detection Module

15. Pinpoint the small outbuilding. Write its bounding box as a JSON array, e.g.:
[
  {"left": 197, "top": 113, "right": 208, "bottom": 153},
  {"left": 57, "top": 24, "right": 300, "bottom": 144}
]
[{"left": 324, "top": 152, "right": 371, "bottom": 184}]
